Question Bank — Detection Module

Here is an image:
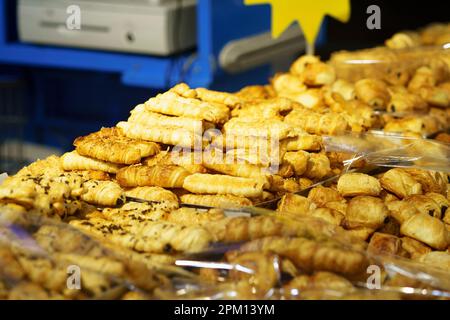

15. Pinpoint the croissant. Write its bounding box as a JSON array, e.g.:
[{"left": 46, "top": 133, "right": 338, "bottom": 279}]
[
  {"left": 145, "top": 91, "right": 230, "bottom": 124},
  {"left": 74, "top": 127, "right": 160, "bottom": 165},
  {"left": 223, "top": 118, "right": 294, "bottom": 139},
  {"left": 284, "top": 108, "right": 349, "bottom": 136},
  {"left": 61, "top": 151, "right": 122, "bottom": 174},
  {"left": 337, "top": 173, "right": 382, "bottom": 197},
  {"left": 400, "top": 213, "right": 449, "bottom": 250},
  {"left": 183, "top": 174, "right": 264, "bottom": 198},
  {"left": 290, "top": 55, "right": 336, "bottom": 86},
  {"left": 166, "top": 207, "right": 225, "bottom": 225},
  {"left": 143, "top": 151, "right": 206, "bottom": 174},
  {"left": 379, "top": 169, "right": 423, "bottom": 199},
  {"left": 195, "top": 87, "right": 241, "bottom": 109},
  {"left": 129, "top": 105, "right": 212, "bottom": 132},
  {"left": 124, "top": 186, "right": 179, "bottom": 210},
  {"left": 81, "top": 181, "right": 125, "bottom": 207},
  {"left": 283, "top": 151, "right": 310, "bottom": 176},
  {"left": 117, "top": 164, "right": 190, "bottom": 189},
  {"left": 180, "top": 194, "right": 252, "bottom": 210},
  {"left": 239, "top": 236, "right": 369, "bottom": 276},
  {"left": 345, "top": 196, "right": 388, "bottom": 229},
  {"left": 117, "top": 121, "right": 204, "bottom": 148}
]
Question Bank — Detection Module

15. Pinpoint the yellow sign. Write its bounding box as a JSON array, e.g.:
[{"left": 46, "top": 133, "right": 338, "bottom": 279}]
[{"left": 245, "top": 0, "right": 351, "bottom": 46}]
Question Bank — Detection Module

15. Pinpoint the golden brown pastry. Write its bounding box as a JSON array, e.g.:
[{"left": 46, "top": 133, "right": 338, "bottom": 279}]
[
  {"left": 401, "top": 237, "right": 432, "bottom": 260},
  {"left": 180, "top": 194, "right": 252, "bottom": 209},
  {"left": 235, "top": 85, "right": 275, "bottom": 101},
  {"left": 345, "top": 227, "right": 375, "bottom": 241},
  {"left": 166, "top": 208, "right": 225, "bottom": 226},
  {"left": 144, "top": 150, "right": 207, "bottom": 174},
  {"left": 308, "top": 186, "right": 343, "bottom": 207},
  {"left": 387, "top": 86, "right": 427, "bottom": 113},
  {"left": 117, "top": 121, "right": 203, "bottom": 148},
  {"left": 337, "top": 173, "right": 382, "bottom": 197},
  {"left": 272, "top": 73, "right": 307, "bottom": 96},
  {"left": 128, "top": 104, "right": 209, "bottom": 132},
  {"left": 223, "top": 118, "right": 294, "bottom": 139},
  {"left": 304, "top": 153, "right": 332, "bottom": 180},
  {"left": 124, "top": 186, "right": 179, "bottom": 210},
  {"left": 354, "top": 78, "right": 390, "bottom": 109},
  {"left": 61, "top": 151, "right": 122, "bottom": 174},
  {"left": 74, "top": 127, "right": 160, "bottom": 165},
  {"left": 418, "top": 251, "right": 450, "bottom": 272},
  {"left": 277, "top": 193, "right": 316, "bottom": 215},
  {"left": 81, "top": 180, "right": 125, "bottom": 207},
  {"left": 345, "top": 196, "right": 388, "bottom": 229},
  {"left": 182, "top": 174, "right": 264, "bottom": 198},
  {"left": 283, "top": 151, "right": 310, "bottom": 176},
  {"left": 195, "top": 87, "right": 242, "bottom": 109},
  {"left": 310, "top": 207, "right": 344, "bottom": 226},
  {"left": 285, "top": 132, "right": 322, "bottom": 152},
  {"left": 380, "top": 169, "right": 423, "bottom": 199},
  {"left": 385, "top": 200, "right": 419, "bottom": 224},
  {"left": 290, "top": 55, "right": 336, "bottom": 86},
  {"left": 400, "top": 213, "right": 449, "bottom": 250},
  {"left": 403, "top": 169, "right": 447, "bottom": 194},
  {"left": 16, "top": 155, "right": 64, "bottom": 177},
  {"left": 284, "top": 108, "right": 348, "bottom": 135},
  {"left": 367, "top": 233, "right": 402, "bottom": 256},
  {"left": 239, "top": 236, "right": 369, "bottom": 276},
  {"left": 145, "top": 91, "right": 230, "bottom": 124},
  {"left": 404, "top": 194, "right": 443, "bottom": 219},
  {"left": 116, "top": 164, "right": 191, "bottom": 188}
]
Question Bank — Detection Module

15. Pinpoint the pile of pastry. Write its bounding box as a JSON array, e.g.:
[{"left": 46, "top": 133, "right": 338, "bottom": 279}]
[{"left": 1, "top": 44, "right": 450, "bottom": 299}]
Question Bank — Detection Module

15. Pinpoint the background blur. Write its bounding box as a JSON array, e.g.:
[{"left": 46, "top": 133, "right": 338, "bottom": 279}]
[{"left": 0, "top": 0, "right": 448, "bottom": 173}]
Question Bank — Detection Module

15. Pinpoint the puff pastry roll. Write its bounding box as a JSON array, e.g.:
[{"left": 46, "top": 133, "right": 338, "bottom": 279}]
[
  {"left": 117, "top": 121, "right": 203, "bottom": 148},
  {"left": 283, "top": 151, "right": 310, "bottom": 176},
  {"left": 81, "top": 180, "right": 125, "bottom": 207},
  {"left": 129, "top": 105, "right": 211, "bottom": 132},
  {"left": 124, "top": 187, "right": 179, "bottom": 210},
  {"left": 304, "top": 153, "right": 331, "bottom": 180},
  {"left": 367, "top": 233, "right": 402, "bottom": 256},
  {"left": 354, "top": 78, "right": 390, "bottom": 108},
  {"left": 404, "top": 194, "right": 443, "bottom": 219},
  {"left": 144, "top": 150, "right": 206, "bottom": 174},
  {"left": 145, "top": 91, "right": 230, "bottom": 124},
  {"left": 284, "top": 108, "right": 348, "bottom": 135},
  {"left": 61, "top": 151, "right": 122, "bottom": 174},
  {"left": 418, "top": 252, "right": 450, "bottom": 272},
  {"left": 400, "top": 237, "right": 432, "bottom": 260},
  {"left": 169, "top": 83, "right": 198, "bottom": 98},
  {"left": 345, "top": 196, "right": 388, "bottom": 229},
  {"left": 232, "top": 98, "right": 293, "bottom": 120},
  {"left": 166, "top": 207, "right": 225, "bottom": 225},
  {"left": 180, "top": 194, "right": 252, "bottom": 209},
  {"left": 117, "top": 165, "right": 191, "bottom": 188},
  {"left": 307, "top": 187, "right": 343, "bottom": 207},
  {"left": 290, "top": 55, "right": 336, "bottom": 86},
  {"left": 225, "top": 148, "right": 281, "bottom": 167},
  {"left": 380, "top": 169, "right": 422, "bottom": 199},
  {"left": 195, "top": 87, "right": 241, "bottom": 109},
  {"left": 285, "top": 133, "right": 322, "bottom": 152},
  {"left": 400, "top": 213, "right": 449, "bottom": 250},
  {"left": 235, "top": 85, "right": 275, "bottom": 101},
  {"left": 202, "top": 160, "right": 270, "bottom": 189},
  {"left": 183, "top": 174, "right": 264, "bottom": 198},
  {"left": 403, "top": 169, "right": 447, "bottom": 194},
  {"left": 223, "top": 118, "right": 294, "bottom": 139},
  {"left": 272, "top": 73, "right": 307, "bottom": 95},
  {"left": 74, "top": 127, "right": 160, "bottom": 165},
  {"left": 337, "top": 173, "right": 382, "bottom": 197},
  {"left": 277, "top": 194, "right": 316, "bottom": 215}
]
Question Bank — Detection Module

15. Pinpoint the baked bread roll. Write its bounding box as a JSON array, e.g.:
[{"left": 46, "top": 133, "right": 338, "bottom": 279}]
[
  {"left": 304, "top": 153, "right": 331, "bottom": 180},
  {"left": 337, "top": 173, "right": 382, "bottom": 197},
  {"left": 401, "top": 237, "right": 432, "bottom": 260},
  {"left": 117, "top": 121, "right": 203, "bottom": 148},
  {"left": 404, "top": 194, "right": 444, "bottom": 219},
  {"left": 124, "top": 186, "right": 179, "bottom": 210},
  {"left": 345, "top": 196, "right": 388, "bottom": 229},
  {"left": 144, "top": 151, "right": 207, "bottom": 174},
  {"left": 145, "top": 91, "right": 230, "bottom": 124},
  {"left": 354, "top": 78, "right": 390, "bottom": 108},
  {"left": 284, "top": 108, "right": 348, "bottom": 135},
  {"left": 290, "top": 55, "right": 336, "bottom": 86},
  {"left": 180, "top": 194, "right": 252, "bottom": 209},
  {"left": 307, "top": 187, "right": 343, "bottom": 207},
  {"left": 129, "top": 104, "right": 210, "bottom": 132},
  {"left": 183, "top": 174, "right": 264, "bottom": 198},
  {"left": 277, "top": 194, "right": 316, "bottom": 215},
  {"left": 403, "top": 169, "right": 447, "bottom": 194},
  {"left": 368, "top": 233, "right": 402, "bottom": 256},
  {"left": 195, "top": 87, "right": 241, "bottom": 109},
  {"left": 81, "top": 181, "right": 125, "bottom": 207},
  {"left": 61, "top": 151, "right": 122, "bottom": 174},
  {"left": 166, "top": 208, "right": 225, "bottom": 226},
  {"left": 283, "top": 151, "right": 310, "bottom": 176},
  {"left": 310, "top": 207, "right": 344, "bottom": 226},
  {"left": 400, "top": 213, "right": 449, "bottom": 250},
  {"left": 386, "top": 200, "right": 419, "bottom": 224},
  {"left": 380, "top": 169, "right": 423, "bottom": 199},
  {"left": 74, "top": 127, "right": 160, "bottom": 165},
  {"left": 223, "top": 118, "right": 294, "bottom": 139},
  {"left": 285, "top": 133, "right": 322, "bottom": 152},
  {"left": 117, "top": 165, "right": 191, "bottom": 188}
]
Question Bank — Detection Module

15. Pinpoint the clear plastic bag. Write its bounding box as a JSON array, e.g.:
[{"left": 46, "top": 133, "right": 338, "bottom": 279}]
[{"left": 323, "top": 132, "right": 450, "bottom": 172}]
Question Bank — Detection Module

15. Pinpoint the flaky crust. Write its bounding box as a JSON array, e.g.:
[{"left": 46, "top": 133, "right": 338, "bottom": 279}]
[
  {"left": 400, "top": 213, "right": 449, "bottom": 250},
  {"left": 337, "top": 173, "right": 382, "bottom": 197},
  {"left": 81, "top": 180, "right": 125, "bottom": 207},
  {"left": 116, "top": 165, "right": 191, "bottom": 188},
  {"left": 380, "top": 169, "right": 423, "bottom": 199},
  {"left": 74, "top": 127, "right": 160, "bottom": 165},
  {"left": 180, "top": 194, "right": 252, "bottom": 209},
  {"left": 183, "top": 174, "right": 264, "bottom": 198},
  {"left": 61, "top": 151, "right": 122, "bottom": 174}
]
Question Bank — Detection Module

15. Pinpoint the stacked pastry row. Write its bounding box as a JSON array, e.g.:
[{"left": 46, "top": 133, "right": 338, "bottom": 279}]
[
  {"left": 277, "top": 168, "right": 450, "bottom": 272},
  {"left": 385, "top": 22, "right": 450, "bottom": 49}
]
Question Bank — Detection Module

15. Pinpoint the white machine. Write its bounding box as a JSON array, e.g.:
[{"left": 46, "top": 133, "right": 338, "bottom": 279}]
[{"left": 18, "top": 0, "right": 197, "bottom": 56}]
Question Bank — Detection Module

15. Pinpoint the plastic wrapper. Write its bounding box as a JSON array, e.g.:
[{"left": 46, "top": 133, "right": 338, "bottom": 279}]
[
  {"left": 329, "top": 46, "right": 450, "bottom": 84},
  {"left": 151, "top": 214, "right": 450, "bottom": 300},
  {"left": 323, "top": 131, "right": 450, "bottom": 172}
]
